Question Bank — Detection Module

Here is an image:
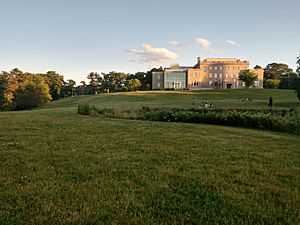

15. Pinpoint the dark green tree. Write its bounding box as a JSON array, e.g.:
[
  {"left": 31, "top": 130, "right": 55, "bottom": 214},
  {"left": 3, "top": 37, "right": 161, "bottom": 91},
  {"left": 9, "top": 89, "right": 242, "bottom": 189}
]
[
  {"left": 87, "top": 72, "right": 102, "bottom": 94},
  {"left": 278, "top": 72, "right": 297, "bottom": 89},
  {"left": 79, "top": 81, "right": 86, "bottom": 95},
  {"left": 127, "top": 79, "right": 142, "bottom": 91},
  {"left": 295, "top": 52, "right": 300, "bottom": 100},
  {"left": 14, "top": 74, "right": 52, "bottom": 110},
  {"left": 264, "top": 79, "right": 280, "bottom": 89},
  {"left": 42, "top": 71, "right": 64, "bottom": 100},
  {"left": 102, "top": 72, "right": 127, "bottom": 92},
  {"left": 239, "top": 71, "right": 257, "bottom": 89},
  {"left": 264, "top": 63, "right": 293, "bottom": 80},
  {"left": 0, "top": 73, "right": 7, "bottom": 109},
  {"left": 62, "top": 79, "right": 76, "bottom": 97},
  {"left": 254, "top": 65, "right": 262, "bottom": 69},
  {"left": 127, "top": 71, "right": 153, "bottom": 90}
]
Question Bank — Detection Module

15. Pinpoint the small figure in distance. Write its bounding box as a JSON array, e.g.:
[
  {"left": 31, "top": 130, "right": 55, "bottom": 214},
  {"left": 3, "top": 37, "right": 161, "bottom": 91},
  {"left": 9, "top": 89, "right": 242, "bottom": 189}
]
[
  {"left": 192, "top": 97, "right": 196, "bottom": 106},
  {"left": 204, "top": 102, "right": 209, "bottom": 109},
  {"left": 268, "top": 96, "right": 273, "bottom": 108},
  {"left": 209, "top": 103, "right": 214, "bottom": 108},
  {"left": 199, "top": 101, "right": 204, "bottom": 108}
]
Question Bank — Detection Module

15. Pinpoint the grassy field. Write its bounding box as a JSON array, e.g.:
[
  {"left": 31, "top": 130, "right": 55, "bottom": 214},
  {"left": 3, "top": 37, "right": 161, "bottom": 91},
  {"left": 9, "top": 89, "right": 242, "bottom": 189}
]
[
  {"left": 41, "top": 88, "right": 300, "bottom": 111},
  {"left": 0, "top": 89, "right": 300, "bottom": 224}
]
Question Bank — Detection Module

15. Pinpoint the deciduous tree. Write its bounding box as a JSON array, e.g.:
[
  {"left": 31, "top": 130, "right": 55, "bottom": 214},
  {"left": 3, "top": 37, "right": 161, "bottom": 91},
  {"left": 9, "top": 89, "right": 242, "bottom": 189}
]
[
  {"left": 295, "top": 52, "right": 300, "bottom": 100},
  {"left": 87, "top": 72, "right": 101, "bottom": 94},
  {"left": 239, "top": 71, "right": 257, "bottom": 89},
  {"left": 127, "top": 79, "right": 141, "bottom": 91},
  {"left": 14, "top": 74, "right": 52, "bottom": 110},
  {"left": 42, "top": 71, "right": 64, "bottom": 100},
  {"left": 264, "top": 63, "right": 293, "bottom": 80}
]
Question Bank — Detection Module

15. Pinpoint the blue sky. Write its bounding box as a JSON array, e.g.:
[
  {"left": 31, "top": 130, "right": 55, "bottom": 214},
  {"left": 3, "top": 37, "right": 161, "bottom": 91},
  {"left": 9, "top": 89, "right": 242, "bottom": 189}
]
[{"left": 0, "top": 0, "right": 299, "bottom": 83}]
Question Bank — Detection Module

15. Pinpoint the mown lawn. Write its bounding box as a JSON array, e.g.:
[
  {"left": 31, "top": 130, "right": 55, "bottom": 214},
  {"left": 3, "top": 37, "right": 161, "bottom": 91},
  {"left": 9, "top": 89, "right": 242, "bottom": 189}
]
[
  {"left": 0, "top": 89, "right": 300, "bottom": 224},
  {"left": 40, "top": 89, "right": 299, "bottom": 110}
]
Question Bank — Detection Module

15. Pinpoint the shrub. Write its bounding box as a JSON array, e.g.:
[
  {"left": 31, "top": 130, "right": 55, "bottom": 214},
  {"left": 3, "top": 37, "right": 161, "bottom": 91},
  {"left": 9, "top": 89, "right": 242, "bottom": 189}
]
[
  {"left": 264, "top": 79, "right": 280, "bottom": 89},
  {"left": 78, "top": 104, "right": 97, "bottom": 115},
  {"left": 142, "top": 108, "right": 300, "bottom": 134}
]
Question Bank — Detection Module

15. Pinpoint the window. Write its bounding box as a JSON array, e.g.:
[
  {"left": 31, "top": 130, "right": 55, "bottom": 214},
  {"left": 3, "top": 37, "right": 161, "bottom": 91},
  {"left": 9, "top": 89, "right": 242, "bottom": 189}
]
[
  {"left": 157, "top": 74, "right": 160, "bottom": 79},
  {"left": 193, "top": 72, "right": 196, "bottom": 78},
  {"left": 245, "top": 66, "right": 247, "bottom": 70},
  {"left": 214, "top": 66, "right": 218, "bottom": 70},
  {"left": 203, "top": 76, "right": 207, "bottom": 81},
  {"left": 210, "top": 66, "right": 212, "bottom": 70},
  {"left": 157, "top": 83, "right": 160, "bottom": 88},
  {"left": 204, "top": 66, "right": 207, "bottom": 72},
  {"left": 209, "top": 73, "right": 212, "bottom": 78},
  {"left": 237, "top": 66, "right": 240, "bottom": 70},
  {"left": 220, "top": 66, "right": 223, "bottom": 70},
  {"left": 226, "top": 74, "right": 228, "bottom": 78},
  {"left": 231, "top": 74, "right": 234, "bottom": 78},
  {"left": 236, "top": 74, "right": 239, "bottom": 78},
  {"left": 214, "top": 73, "right": 218, "bottom": 78},
  {"left": 232, "top": 66, "right": 235, "bottom": 70},
  {"left": 226, "top": 66, "right": 229, "bottom": 70},
  {"left": 219, "top": 73, "right": 223, "bottom": 78}
]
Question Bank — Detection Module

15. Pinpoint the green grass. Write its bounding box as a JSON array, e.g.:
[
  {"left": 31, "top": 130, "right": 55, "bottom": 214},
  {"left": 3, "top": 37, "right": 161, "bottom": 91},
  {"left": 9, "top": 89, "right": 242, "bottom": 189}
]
[
  {"left": 0, "top": 89, "right": 300, "bottom": 224},
  {"left": 40, "top": 89, "right": 300, "bottom": 111}
]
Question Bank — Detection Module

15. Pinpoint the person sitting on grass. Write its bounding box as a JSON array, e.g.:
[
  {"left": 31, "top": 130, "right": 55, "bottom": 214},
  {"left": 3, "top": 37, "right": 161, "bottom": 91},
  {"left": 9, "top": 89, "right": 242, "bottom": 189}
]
[
  {"left": 204, "top": 102, "right": 209, "bottom": 109},
  {"left": 192, "top": 97, "right": 196, "bottom": 106},
  {"left": 199, "top": 101, "right": 204, "bottom": 108}
]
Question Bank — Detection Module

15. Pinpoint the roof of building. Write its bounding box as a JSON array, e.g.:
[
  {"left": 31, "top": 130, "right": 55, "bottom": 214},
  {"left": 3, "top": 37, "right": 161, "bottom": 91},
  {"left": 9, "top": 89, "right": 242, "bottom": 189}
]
[
  {"left": 164, "top": 66, "right": 194, "bottom": 70},
  {"left": 204, "top": 58, "right": 237, "bottom": 62}
]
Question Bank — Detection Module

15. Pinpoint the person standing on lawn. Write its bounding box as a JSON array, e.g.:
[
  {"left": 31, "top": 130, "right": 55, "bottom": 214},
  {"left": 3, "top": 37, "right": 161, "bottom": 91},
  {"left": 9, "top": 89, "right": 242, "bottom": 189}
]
[{"left": 268, "top": 96, "right": 273, "bottom": 108}]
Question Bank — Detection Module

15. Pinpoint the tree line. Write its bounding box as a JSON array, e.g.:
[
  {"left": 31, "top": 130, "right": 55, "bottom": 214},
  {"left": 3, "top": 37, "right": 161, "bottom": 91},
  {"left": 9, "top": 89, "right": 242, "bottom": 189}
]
[
  {"left": 1, "top": 54, "right": 300, "bottom": 111},
  {"left": 234, "top": 54, "right": 300, "bottom": 99},
  {"left": 261, "top": 62, "right": 298, "bottom": 89},
  {"left": 0, "top": 68, "right": 162, "bottom": 110},
  {"left": 260, "top": 53, "right": 300, "bottom": 100}
]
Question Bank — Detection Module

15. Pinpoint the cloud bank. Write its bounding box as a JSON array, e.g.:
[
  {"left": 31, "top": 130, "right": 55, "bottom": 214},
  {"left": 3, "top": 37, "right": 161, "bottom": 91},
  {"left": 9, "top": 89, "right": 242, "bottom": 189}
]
[{"left": 128, "top": 44, "right": 178, "bottom": 66}]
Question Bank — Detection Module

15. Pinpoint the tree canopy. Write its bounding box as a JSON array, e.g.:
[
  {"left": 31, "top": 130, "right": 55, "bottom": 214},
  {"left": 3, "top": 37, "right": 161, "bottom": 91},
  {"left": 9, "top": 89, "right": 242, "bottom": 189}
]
[
  {"left": 295, "top": 53, "right": 300, "bottom": 100},
  {"left": 239, "top": 71, "right": 257, "bottom": 89},
  {"left": 0, "top": 69, "right": 62, "bottom": 110},
  {"left": 264, "top": 63, "right": 293, "bottom": 80},
  {"left": 42, "top": 71, "right": 64, "bottom": 100},
  {"left": 15, "top": 74, "right": 52, "bottom": 110}
]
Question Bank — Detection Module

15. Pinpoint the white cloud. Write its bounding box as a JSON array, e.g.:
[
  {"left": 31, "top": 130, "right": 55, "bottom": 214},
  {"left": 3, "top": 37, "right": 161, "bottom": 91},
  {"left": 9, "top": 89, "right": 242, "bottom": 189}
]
[
  {"left": 128, "top": 44, "right": 178, "bottom": 66},
  {"left": 226, "top": 39, "right": 238, "bottom": 46},
  {"left": 168, "top": 40, "right": 181, "bottom": 47},
  {"left": 196, "top": 38, "right": 220, "bottom": 52},
  {"left": 196, "top": 38, "right": 211, "bottom": 49}
]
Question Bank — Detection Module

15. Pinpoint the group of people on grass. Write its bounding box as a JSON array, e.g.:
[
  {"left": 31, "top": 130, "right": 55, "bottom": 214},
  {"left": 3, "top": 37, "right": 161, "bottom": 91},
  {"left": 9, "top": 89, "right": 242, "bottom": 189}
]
[
  {"left": 192, "top": 96, "right": 274, "bottom": 108},
  {"left": 192, "top": 98, "right": 213, "bottom": 109},
  {"left": 240, "top": 97, "right": 252, "bottom": 102}
]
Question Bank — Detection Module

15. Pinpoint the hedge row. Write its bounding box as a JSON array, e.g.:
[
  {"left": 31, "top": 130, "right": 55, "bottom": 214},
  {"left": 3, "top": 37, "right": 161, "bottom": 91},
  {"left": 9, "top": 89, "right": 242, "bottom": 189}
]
[{"left": 142, "top": 108, "right": 300, "bottom": 134}]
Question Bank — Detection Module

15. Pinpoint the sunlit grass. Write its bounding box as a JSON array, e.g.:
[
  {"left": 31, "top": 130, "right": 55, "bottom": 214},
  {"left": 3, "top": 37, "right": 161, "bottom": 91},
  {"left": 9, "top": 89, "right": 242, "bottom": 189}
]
[{"left": 0, "top": 89, "right": 299, "bottom": 224}]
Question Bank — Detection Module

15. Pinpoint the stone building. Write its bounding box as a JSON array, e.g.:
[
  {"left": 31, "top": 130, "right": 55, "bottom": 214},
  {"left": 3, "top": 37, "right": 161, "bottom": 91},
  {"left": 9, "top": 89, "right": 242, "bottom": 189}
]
[{"left": 152, "top": 57, "right": 264, "bottom": 90}]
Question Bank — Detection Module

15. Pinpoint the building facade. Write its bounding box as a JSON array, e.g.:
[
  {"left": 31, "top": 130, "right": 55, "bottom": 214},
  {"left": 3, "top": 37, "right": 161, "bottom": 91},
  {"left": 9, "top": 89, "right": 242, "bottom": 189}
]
[{"left": 152, "top": 57, "right": 264, "bottom": 90}]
